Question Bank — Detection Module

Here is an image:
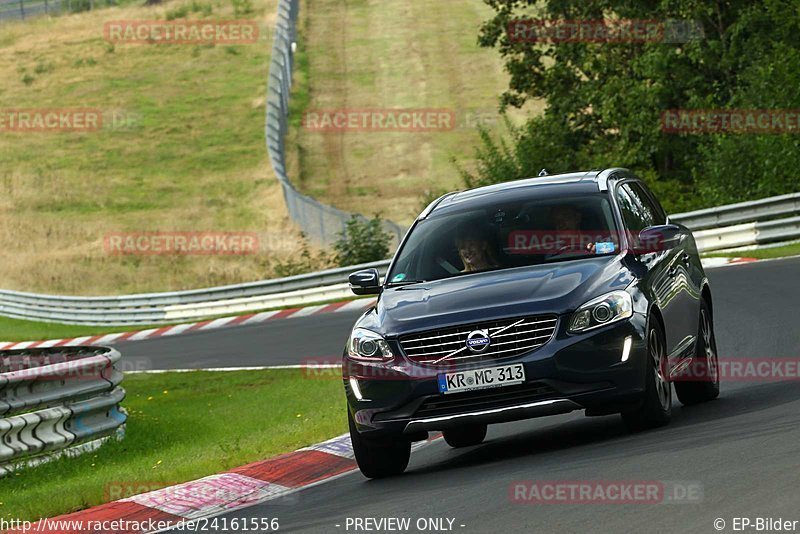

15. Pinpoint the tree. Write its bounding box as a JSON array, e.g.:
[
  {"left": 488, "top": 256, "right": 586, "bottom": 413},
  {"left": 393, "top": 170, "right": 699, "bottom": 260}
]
[{"left": 464, "top": 0, "right": 800, "bottom": 212}]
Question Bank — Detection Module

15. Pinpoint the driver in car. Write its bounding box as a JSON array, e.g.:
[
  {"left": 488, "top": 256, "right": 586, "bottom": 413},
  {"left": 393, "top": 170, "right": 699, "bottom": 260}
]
[{"left": 549, "top": 205, "right": 597, "bottom": 254}]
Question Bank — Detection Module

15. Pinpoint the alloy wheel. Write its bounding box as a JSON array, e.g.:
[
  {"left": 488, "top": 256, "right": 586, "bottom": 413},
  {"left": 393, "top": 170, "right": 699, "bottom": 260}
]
[{"left": 650, "top": 328, "right": 670, "bottom": 409}]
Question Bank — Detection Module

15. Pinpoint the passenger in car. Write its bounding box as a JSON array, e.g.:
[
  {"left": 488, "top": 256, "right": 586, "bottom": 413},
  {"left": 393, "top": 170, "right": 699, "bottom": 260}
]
[{"left": 455, "top": 224, "right": 501, "bottom": 273}]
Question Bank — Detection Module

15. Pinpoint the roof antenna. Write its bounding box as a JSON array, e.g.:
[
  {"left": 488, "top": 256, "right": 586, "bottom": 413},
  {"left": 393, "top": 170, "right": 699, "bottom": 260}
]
[{"left": 538, "top": 168, "right": 549, "bottom": 177}]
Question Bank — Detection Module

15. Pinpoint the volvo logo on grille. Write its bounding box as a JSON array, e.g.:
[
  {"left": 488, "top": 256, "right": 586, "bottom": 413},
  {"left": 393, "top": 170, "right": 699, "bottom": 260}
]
[{"left": 466, "top": 329, "right": 491, "bottom": 353}]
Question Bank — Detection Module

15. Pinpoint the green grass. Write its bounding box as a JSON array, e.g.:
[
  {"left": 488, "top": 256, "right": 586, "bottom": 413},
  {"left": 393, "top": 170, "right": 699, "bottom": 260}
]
[
  {"left": 0, "top": 369, "right": 346, "bottom": 521},
  {"left": 0, "top": 316, "right": 125, "bottom": 343},
  {"left": 0, "top": 296, "right": 372, "bottom": 342},
  {"left": 704, "top": 241, "right": 800, "bottom": 260}
]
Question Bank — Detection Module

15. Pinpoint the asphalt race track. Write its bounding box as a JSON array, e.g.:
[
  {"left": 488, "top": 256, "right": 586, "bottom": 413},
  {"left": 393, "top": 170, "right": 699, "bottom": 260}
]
[
  {"left": 121, "top": 310, "right": 360, "bottom": 370},
  {"left": 153, "top": 257, "right": 800, "bottom": 533}
]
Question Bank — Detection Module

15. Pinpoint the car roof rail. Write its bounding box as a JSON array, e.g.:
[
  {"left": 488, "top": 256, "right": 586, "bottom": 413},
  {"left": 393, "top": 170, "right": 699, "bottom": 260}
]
[
  {"left": 418, "top": 191, "right": 460, "bottom": 220},
  {"left": 596, "top": 167, "right": 629, "bottom": 191}
]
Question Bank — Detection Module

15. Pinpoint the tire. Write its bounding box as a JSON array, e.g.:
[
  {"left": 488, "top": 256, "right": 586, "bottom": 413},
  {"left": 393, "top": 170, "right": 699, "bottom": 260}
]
[
  {"left": 621, "top": 317, "right": 672, "bottom": 431},
  {"left": 442, "top": 424, "right": 487, "bottom": 448},
  {"left": 349, "top": 411, "right": 410, "bottom": 479},
  {"left": 675, "top": 301, "right": 720, "bottom": 405}
]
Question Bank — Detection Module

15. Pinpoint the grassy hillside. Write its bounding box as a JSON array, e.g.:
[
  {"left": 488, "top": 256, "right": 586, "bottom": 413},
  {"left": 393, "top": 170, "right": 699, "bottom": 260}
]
[
  {"left": 0, "top": 0, "right": 326, "bottom": 295},
  {"left": 288, "top": 0, "right": 543, "bottom": 226},
  {"left": 0, "top": 0, "right": 542, "bottom": 296}
]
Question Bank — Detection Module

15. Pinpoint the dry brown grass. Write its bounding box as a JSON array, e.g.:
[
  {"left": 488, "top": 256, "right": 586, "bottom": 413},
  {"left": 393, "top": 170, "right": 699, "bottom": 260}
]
[
  {"left": 0, "top": 0, "right": 333, "bottom": 295},
  {"left": 290, "top": 0, "right": 544, "bottom": 226}
]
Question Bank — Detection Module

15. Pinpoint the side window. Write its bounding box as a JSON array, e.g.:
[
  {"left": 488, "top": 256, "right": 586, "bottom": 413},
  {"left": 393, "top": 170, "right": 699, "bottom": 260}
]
[
  {"left": 632, "top": 182, "right": 667, "bottom": 225},
  {"left": 616, "top": 184, "right": 652, "bottom": 235}
]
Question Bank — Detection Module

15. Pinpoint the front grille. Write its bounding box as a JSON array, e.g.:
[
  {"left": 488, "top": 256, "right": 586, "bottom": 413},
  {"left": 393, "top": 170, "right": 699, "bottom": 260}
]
[
  {"left": 414, "top": 381, "right": 558, "bottom": 418},
  {"left": 398, "top": 315, "right": 557, "bottom": 367}
]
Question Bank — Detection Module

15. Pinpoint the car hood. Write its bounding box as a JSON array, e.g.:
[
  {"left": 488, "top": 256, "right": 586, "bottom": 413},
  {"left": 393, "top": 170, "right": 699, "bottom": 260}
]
[{"left": 366, "top": 255, "right": 633, "bottom": 337}]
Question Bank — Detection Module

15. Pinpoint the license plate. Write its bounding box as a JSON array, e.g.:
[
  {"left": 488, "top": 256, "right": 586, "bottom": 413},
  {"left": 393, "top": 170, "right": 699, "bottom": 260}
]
[{"left": 437, "top": 364, "right": 525, "bottom": 394}]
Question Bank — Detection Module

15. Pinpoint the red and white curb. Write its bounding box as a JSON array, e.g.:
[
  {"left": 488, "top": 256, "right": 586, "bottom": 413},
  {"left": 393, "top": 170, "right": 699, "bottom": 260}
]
[
  {"left": 0, "top": 298, "right": 376, "bottom": 351},
  {"left": 20, "top": 433, "right": 440, "bottom": 534},
  {"left": 700, "top": 256, "right": 758, "bottom": 269}
]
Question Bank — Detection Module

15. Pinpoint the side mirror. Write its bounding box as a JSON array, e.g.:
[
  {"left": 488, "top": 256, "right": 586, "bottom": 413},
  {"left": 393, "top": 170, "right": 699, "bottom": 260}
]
[
  {"left": 636, "top": 224, "right": 683, "bottom": 254},
  {"left": 348, "top": 268, "right": 381, "bottom": 296}
]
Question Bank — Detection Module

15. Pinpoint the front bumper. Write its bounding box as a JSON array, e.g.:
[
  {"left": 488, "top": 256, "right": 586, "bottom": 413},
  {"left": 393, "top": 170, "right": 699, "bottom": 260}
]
[
  {"left": 403, "top": 398, "right": 583, "bottom": 433},
  {"left": 344, "top": 313, "right": 649, "bottom": 438}
]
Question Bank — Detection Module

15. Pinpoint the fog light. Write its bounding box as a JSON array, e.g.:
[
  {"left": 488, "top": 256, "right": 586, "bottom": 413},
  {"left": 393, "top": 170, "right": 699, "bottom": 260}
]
[
  {"left": 621, "top": 336, "right": 633, "bottom": 362},
  {"left": 349, "top": 377, "right": 364, "bottom": 400}
]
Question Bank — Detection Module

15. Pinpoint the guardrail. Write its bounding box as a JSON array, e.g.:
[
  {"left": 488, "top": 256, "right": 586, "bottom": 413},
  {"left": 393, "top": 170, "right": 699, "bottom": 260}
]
[
  {"left": 266, "top": 0, "right": 405, "bottom": 247},
  {"left": 671, "top": 192, "right": 800, "bottom": 231},
  {"left": 0, "top": 194, "right": 797, "bottom": 326},
  {"left": 0, "top": 346, "right": 126, "bottom": 476},
  {"left": 0, "top": 260, "right": 391, "bottom": 325},
  {"left": 669, "top": 192, "right": 800, "bottom": 252},
  {"left": 692, "top": 215, "right": 800, "bottom": 252}
]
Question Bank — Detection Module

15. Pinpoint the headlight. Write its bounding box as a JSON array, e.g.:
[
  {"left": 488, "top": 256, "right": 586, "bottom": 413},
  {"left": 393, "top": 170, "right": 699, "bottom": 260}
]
[
  {"left": 347, "top": 328, "right": 394, "bottom": 362},
  {"left": 568, "top": 291, "right": 633, "bottom": 333}
]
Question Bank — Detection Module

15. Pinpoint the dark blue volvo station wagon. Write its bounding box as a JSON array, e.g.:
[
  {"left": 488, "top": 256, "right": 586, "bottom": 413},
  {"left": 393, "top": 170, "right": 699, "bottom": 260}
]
[{"left": 343, "top": 168, "right": 720, "bottom": 478}]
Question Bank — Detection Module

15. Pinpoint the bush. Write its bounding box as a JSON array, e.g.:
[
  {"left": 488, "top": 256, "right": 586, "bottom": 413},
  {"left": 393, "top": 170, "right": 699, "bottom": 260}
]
[
  {"left": 191, "top": 0, "right": 213, "bottom": 15},
  {"left": 456, "top": 115, "right": 586, "bottom": 190},
  {"left": 66, "top": 0, "right": 92, "bottom": 13},
  {"left": 273, "top": 235, "right": 331, "bottom": 278},
  {"left": 231, "top": 0, "right": 252, "bottom": 17},
  {"left": 457, "top": 115, "right": 694, "bottom": 214},
  {"left": 33, "top": 62, "right": 53, "bottom": 75},
  {"left": 165, "top": 5, "right": 189, "bottom": 20},
  {"left": 334, "top": 215, "right": 391, "bottom": 267}
]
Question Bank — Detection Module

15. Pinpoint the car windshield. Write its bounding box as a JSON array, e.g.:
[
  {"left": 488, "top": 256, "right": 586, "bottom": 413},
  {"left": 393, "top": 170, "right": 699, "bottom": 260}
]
[{"left": 387, "top": 192, "right": 620, "bottom": 285}]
